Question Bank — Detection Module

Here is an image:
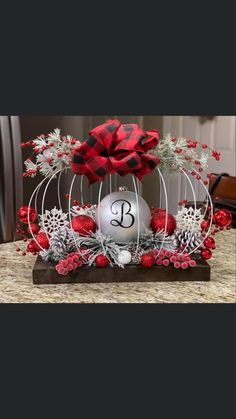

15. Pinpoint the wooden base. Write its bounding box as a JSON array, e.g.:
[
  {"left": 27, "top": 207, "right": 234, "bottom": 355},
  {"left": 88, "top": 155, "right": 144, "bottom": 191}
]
[{"left": 32, "top": 257, "right": 211, "bottom": 284}]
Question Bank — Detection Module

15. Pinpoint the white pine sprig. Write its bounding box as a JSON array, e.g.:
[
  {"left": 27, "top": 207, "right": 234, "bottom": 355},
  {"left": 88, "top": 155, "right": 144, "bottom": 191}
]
[
  {"left": 23, "top": 129, "right": 81, "bottom": 178},
  {"left": 133, "top": 227, "right": 177, "bottom": 252},
  {"left": 24, "top": 158, "right": 38, "bottom": 173},
  {"left": 75, "top": 230, "right": 128, "bottom": 268},
  {"left": 150, "top": 134, "right": 210, "bottom": 175}
]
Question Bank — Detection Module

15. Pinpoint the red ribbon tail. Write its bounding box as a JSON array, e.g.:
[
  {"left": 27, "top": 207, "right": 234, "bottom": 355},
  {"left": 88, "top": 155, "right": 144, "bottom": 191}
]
[{"left": 142, "top": 129, "right": 159, "bottom": 151}]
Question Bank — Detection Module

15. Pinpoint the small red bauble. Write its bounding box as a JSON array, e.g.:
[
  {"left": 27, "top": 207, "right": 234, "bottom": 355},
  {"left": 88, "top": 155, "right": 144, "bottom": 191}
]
[
  {"left": 201, "top": 248, "right": 212, "bottom": 260},
  {"left": 204, "top": 236, "right": 216, "bottom": 249},
  {"left": 201, "top": 219, "right": 210, "bottom": 231},
  {"left": 95, "top": 254, "right": 109, "bottom": 268},
  {"left": 213, "top": 209, "right": 232, "bottom": 228},
  {"left": 151, "top": 209, "right": 176, "bottom": 236},
  {"left": 27, "top": 223, "right": 39, "bottom": 235},
  {"left": 18, "top": 206, "right": 37, "bottom": 224},
  {"left": 34, "top": 232, "right": 50, "bottom": 250},
  {"left": 71, "top": 215, "right": 96, "bottom": 236},
  {"left": 141, "top": 253, "right": 155, "bottom": 268},
  {"left": 27, "top": 239, "right": 38, "bottom": 254}
]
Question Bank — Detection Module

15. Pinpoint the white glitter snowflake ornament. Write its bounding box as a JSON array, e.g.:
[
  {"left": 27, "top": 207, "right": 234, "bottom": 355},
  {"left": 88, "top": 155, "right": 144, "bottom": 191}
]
[
  {"left": 39, "top": 207, "right": 69, "bottom": 234},
  {"left": 175, "top": 206, "right": 204, "bottom": 231}
]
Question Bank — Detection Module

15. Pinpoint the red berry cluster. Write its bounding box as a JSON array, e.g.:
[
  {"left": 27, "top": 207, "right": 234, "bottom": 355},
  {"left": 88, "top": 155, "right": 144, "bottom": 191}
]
[
  {"left": 65, "top": 196, "right": 95, "bottom": 212},
  {"left": 170, "top": 138, "right": 221, "bottom": 186},
  {"left": 186, "top": 139, "right": 198, "bottom": 148},
  {"left": 56, "top": 252, "right": 84, "bottom": 276},
  {"left": 20, "top": 140, "right": 35, "bottom": 148},
  {"left": 211, "top": 150, "right": 221, "bottom": 161},
  {"left": 178, "top": 199, "right": 188, "bottom": 206},
  {"left": 140, "top": 249, "right": 197, "bottom": 269}
]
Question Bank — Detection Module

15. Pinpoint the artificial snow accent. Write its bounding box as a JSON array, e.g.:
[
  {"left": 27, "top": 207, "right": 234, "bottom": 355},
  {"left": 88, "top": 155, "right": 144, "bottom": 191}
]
[
  {"left": 176, "top": 206, "right": 204, "bottom": 231},
  {"left": 39, "top": 207, "right": 69, "bottom": 234}
]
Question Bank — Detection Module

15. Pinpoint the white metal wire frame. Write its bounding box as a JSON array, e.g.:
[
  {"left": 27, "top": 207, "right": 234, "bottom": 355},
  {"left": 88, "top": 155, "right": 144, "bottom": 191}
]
[{"left": 28, "top": 169, "right": 214, "bottom": 258}]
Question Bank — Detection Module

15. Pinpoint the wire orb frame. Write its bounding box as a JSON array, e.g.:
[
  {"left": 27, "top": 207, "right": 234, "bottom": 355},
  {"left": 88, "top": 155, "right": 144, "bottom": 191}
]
[{"left": 27, "top": 169, "right": 214, "bottom": 259}]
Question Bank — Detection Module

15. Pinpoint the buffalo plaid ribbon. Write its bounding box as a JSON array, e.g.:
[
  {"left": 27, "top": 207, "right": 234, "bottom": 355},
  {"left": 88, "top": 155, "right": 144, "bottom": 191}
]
[{"left": 71, "top": 119, "right": 160, "bottom": 184}]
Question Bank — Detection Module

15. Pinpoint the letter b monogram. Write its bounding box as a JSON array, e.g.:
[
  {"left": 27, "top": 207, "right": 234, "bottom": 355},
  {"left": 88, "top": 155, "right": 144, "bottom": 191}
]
[{"left": 110, "top": 200, "right": 135, "bottom": 228}]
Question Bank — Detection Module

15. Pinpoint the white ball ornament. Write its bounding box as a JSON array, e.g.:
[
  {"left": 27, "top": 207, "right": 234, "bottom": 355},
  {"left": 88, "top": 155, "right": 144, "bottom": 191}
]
[
  {"left": 118, "top": 250, "right": 132, "bottom": 265},
  {"left": 95, "top": 190, "right": 151, "bottom": 242}
]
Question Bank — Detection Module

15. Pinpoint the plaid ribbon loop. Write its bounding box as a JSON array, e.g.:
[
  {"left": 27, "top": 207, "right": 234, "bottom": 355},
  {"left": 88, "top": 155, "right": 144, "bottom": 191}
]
[{"left": 71, "top": 119, "right": 159, "bottom": 184}]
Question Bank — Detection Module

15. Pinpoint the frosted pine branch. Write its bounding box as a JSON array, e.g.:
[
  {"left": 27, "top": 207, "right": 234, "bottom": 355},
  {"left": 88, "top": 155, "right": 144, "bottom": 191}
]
[
  {"left": 150, "top": 134, "right": 210, "bottom": 176},
  {"left": 23, "top": 129, "right": 81, "bottom": 178}
]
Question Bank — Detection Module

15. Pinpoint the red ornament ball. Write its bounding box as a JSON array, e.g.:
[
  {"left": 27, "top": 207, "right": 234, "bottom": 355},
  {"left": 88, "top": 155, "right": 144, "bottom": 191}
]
[
  {"left": 71, "top": 215, "right": 96, "bottom": 236},
  {"left": 18, "top": 206, "right": 37, "bottom": 224},
  {"left": 201, "top": 219, "right": 210, "bottom": 231},
  {"left": 213, "top": 209, "right": 232, "bottom": 228},
  {"left": 201, "top": 248, "right": 212, "bottom": 260},
  {"left": 141, "top": 253, "right": 155, "bottom": 268},
  {"left": 95, "top": 254, "right": 109, "bottom": 268},
  {"left": 34, "top": 232, "right": 50, "bottom": 250},
  {"left": 27, "top": 239, "right": 38, "bottom": 254},
  {"left": 151, "top": 209, "right": 176, "bottom": 236},
  {"left": 27, "top": 223, "right": 40, "bottom": 235},
  {"left": 204, "top": 236, "right": 216, "bottom": 249}
]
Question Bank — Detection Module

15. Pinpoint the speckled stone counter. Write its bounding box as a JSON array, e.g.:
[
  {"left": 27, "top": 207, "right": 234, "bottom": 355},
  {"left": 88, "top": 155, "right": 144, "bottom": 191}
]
[{"left": 0, "top": 230, "right": 235, "bottom": 303}]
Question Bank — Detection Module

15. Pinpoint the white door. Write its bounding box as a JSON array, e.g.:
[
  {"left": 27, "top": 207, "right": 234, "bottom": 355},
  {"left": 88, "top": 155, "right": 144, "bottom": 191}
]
[{"left": 162, "top": 116, "right": 236, "bottom": 214}]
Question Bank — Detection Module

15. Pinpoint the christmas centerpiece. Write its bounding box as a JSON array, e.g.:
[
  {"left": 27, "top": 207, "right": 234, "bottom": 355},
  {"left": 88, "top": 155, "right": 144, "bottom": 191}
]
[{"left": 16, "top": 121, "right": 232, "bottom": 283}]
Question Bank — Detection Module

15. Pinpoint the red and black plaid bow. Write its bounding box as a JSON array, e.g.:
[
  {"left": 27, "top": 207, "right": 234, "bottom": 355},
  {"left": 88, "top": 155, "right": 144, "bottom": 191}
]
[{"left": 71, "top": 119, "right": 159, "bottom": 184}]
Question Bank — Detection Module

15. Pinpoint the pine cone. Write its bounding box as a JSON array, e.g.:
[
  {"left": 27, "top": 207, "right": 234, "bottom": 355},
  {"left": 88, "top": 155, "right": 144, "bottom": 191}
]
[
  {"left": 51, "top": 227, "right": 78, "bottom": 252},
  {"left": 173, "top": 229, "right": 202, "bottom": 252},
  {"left": 41, "top": 227, "right": 79, "bottom": 262}
]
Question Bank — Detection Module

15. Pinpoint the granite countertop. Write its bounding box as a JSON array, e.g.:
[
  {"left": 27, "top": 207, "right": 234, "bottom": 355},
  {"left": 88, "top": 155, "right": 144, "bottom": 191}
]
[{"left": 0, "top": 230, "right": 235, "bottom": 303}]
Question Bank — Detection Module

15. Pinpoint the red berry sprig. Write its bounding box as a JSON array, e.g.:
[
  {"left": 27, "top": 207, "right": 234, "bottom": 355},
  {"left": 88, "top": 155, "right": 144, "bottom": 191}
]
[
  {"left": 56, "top": 252, "right": 84, "bottom": 276},
  {"left": 156, "top": 250, "right": 197, "bottom": 269},
  {"left": 140, "top": 249, "right": 197, "bottom": 269}
]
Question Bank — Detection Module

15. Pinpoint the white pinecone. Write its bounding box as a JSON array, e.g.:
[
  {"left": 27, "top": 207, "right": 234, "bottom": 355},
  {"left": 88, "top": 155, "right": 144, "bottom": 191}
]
[
  {"left": 40, "top": 227, "right": 79, "bottom": 262},
  {"left": 51, "top": 227, "right": 79, "bottom": 252},
  {"left": 173, "top": 229, "right": 202, "bottom": 252}
]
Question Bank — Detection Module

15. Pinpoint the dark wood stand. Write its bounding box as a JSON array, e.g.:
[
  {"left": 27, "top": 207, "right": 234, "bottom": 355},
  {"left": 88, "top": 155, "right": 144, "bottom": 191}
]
[{"left": 32, "top": 257, "right": 210, "bottom": 284}]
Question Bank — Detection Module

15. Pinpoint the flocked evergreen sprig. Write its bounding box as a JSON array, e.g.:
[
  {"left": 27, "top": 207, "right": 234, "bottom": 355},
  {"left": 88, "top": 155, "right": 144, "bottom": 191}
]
[
  {"left": 150, "top": 133, "right": 221, "bottom": 185},
  {"left": 74, "top": 230, "right": 129, "bottom": 268},
  {"left": 22, "top": 128, "right": 81, "bottom": 178},
  {"left": 136, "top": 227, "right": 177, "bottom": 252}
]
